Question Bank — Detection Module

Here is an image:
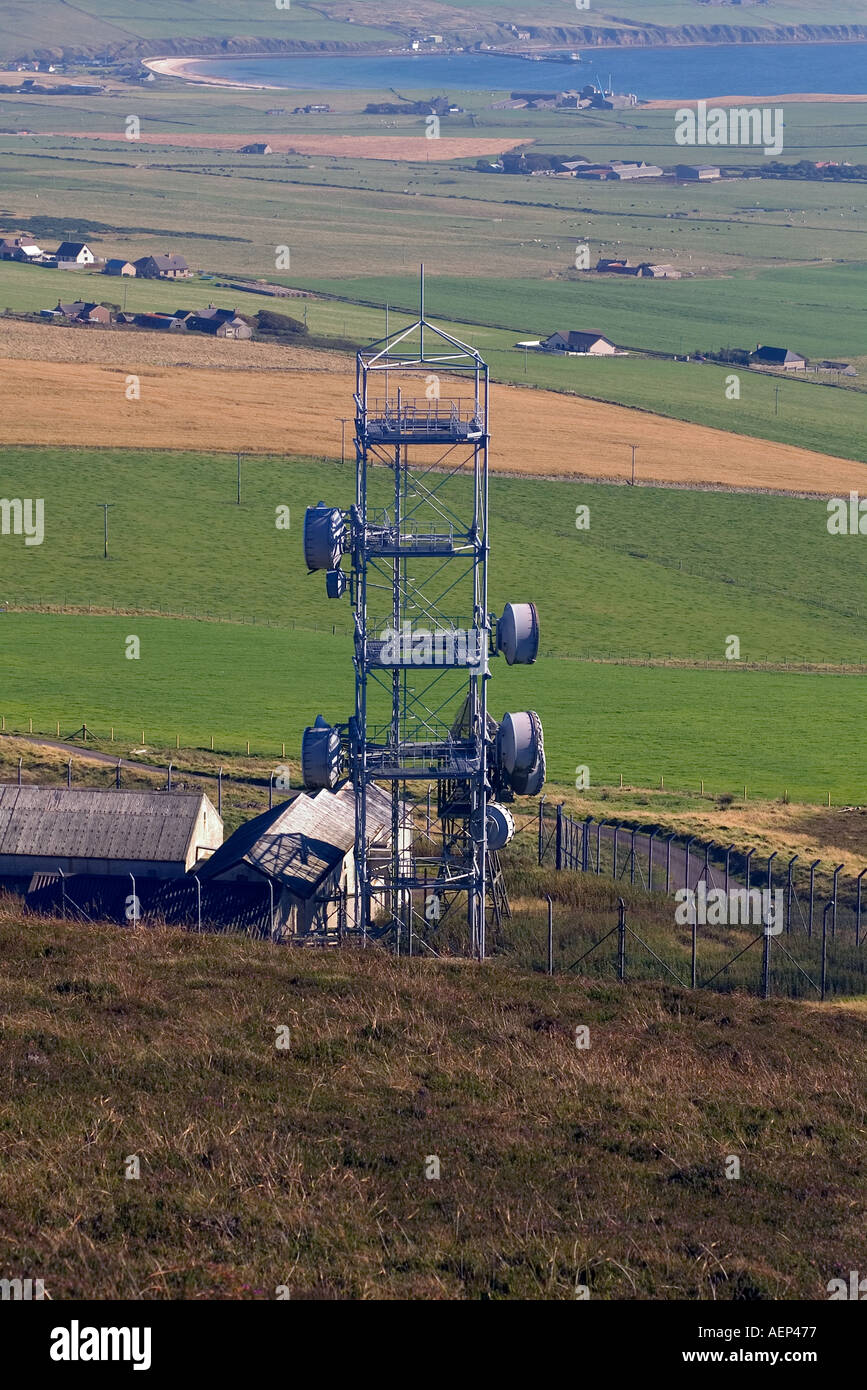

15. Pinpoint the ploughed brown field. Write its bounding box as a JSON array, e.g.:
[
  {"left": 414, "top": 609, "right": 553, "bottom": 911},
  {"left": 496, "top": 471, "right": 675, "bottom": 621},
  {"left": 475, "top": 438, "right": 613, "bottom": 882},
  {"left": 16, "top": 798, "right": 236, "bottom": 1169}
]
[
  {"left": 1, "top": 342, "right": 861, "bottom": 494},
  {"left": 48, "top": 132, "right": 531, "bottom": 161}
]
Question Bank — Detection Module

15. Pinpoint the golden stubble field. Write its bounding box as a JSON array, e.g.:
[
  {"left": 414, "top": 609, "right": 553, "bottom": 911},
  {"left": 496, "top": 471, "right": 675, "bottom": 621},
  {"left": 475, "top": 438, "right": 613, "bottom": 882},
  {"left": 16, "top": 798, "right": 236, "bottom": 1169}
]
[
  {"left": 0, "top": 323, "right": 862, "bottom": 493},
  {"left": 57, "top": 132, "right": 530, "bottom": 161}
]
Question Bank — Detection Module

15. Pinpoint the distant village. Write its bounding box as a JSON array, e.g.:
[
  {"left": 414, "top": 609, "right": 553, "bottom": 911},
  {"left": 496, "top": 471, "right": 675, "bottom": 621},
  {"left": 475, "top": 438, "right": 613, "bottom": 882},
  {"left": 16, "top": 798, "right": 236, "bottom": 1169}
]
[
  {"left": 0, "top": 232, "right": 313, "bottom": 342},
  {"left": 0, "top": 228, "right": 855, "bottom": 376}
]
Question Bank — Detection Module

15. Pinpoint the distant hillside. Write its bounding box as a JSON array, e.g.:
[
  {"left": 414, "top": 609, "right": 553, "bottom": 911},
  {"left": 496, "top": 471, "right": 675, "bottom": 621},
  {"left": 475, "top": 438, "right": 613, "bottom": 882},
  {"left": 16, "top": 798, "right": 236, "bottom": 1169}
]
[
  {"left": 1, "top": 908, "right": 864, "bottom": 1299},
  {"left": 3, "top": 0, "right": 867, "bottom": 63}
]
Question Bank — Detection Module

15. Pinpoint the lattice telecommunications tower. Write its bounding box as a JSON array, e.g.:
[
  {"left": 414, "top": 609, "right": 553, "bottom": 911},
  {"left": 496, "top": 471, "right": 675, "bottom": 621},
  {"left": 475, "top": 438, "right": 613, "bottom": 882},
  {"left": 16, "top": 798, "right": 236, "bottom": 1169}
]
[{"left": 301, "top": 275, "right": 545, "bottom": 958}]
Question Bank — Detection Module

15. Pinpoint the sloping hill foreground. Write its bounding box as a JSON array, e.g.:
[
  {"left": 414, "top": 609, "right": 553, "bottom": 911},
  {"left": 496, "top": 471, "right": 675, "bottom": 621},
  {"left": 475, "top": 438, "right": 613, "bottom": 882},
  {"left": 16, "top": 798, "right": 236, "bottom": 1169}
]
[{"left": 1, "top": 910, "right": 864, "bottom": 1299}]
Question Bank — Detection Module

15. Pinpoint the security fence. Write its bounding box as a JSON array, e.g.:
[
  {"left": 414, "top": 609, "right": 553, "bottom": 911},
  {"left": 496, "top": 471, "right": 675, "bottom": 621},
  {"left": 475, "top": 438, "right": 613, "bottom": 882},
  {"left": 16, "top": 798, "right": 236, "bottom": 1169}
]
[{"left": 535, "top": 802, "right": 867, "bottom": 1000}]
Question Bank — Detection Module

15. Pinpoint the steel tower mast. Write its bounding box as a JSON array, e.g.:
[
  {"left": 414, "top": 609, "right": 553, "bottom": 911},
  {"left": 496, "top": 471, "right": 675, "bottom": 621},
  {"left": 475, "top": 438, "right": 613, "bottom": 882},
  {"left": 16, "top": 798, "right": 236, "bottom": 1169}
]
[{"left": 301, "top": 270, "right": 545, "bottom": 958}]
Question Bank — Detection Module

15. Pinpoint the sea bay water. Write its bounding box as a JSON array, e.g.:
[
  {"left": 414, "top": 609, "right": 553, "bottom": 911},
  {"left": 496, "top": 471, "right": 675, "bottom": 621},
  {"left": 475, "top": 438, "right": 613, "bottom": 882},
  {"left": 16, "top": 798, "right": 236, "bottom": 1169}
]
[{"left": 183, "top": 43, "right": 867, "bottom": 99}]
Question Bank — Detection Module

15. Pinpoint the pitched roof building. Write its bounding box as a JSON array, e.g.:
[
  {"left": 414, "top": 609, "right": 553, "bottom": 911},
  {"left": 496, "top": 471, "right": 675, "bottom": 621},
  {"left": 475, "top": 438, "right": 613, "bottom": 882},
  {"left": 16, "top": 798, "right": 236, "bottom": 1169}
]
[
  {"left": 0, "top": 786, "right": 222, "bottom": 880},
  {"left": 133, "top": 253, "right": 191, "bottom": 279},
  {"left": 55, "top": 241, "right": 95, "bottom": 263},
  {"left": 542, "top": 330, "right": 617, "bottom": 355},
  {"left": 198, "top": 783, "right": 404, "bottom": 940},
  {"left": 749, "top": 345, "right": 807, "bottom": 369},
  {"left": 54, "top": 300, "right": 111, "bottom": 324}
]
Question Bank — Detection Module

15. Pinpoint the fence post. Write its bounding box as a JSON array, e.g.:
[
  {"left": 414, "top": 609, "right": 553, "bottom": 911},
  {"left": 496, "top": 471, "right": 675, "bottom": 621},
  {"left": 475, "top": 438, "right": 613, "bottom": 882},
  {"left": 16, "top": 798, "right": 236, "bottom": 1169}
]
[
  {"left": 583, "top": 816, "right": 592, "bottom": 873},
  {"left": 761, "top": 917, "right": 771, "bottom": 1000},
  {"left": 538, "top": 796, "right": 545, "bottom": 866},
  {"left": 808, "top": 859, "right": 820, "bottom": 938},
  {"left": 555, "top": 803, "right": 563, "bottom": 872},
  {"left": 269, "top": 771, "right": 274, "bottom": 810},
  {"left": 786, "top": 854, "right": 798, "bottom": 933},
  {"left": 612, "top": 822, "right": 620, "bottom": 880},
  {"left": 648, "top": 829, "right": 656, "bottom": 892},
  {"left": 167, "top": 762, "right": 173, "bottom": 793},
  {"left": 67, "top": 759, "right": 72, "bottom": 788},
  {"left": 665, "top": 834, "right": 674, "bottom": 894},
  {"left": 194, "top": 873, "right": 202, "bottom": 933},
  {"left": 218, "top": 767, "right": 223, "bottom": 817},
  {"left": 821, "top": 902, "right": 831, "bottom": 1000},
  {"left": 596, "top": 820, "right": 604, "bottom": 874},
  {"left": 547, "top": 895, "right": 554, "bottom": 976},
  {"left": 766, "top": 851, "right": 778, "bottom": 925},
  {"left": 116, "top": 759, "right": 121, "bottom": 790},
  {"left": 744, "top": 847, "right": 756, "bottom": 896},
  {"left": 856, "top": 869, "right": 867, "bottom": 948},
  {"left": 617, "top": 899, "right": 626, "bottom": 983},
  {"left": 684, "top": 835, "right": 696, "bottom": 892},
  {"left": 724, "top": 843, "right": 734, "bottom": 898},
  {"left": 630, "top": 827, "right": 637, "bottom": 885},
  {"left": 17, "top": 757, "right": 22, "bottom": 786},
  {"left": 832, "top": 865, "right": 843, "bottom": 939}
]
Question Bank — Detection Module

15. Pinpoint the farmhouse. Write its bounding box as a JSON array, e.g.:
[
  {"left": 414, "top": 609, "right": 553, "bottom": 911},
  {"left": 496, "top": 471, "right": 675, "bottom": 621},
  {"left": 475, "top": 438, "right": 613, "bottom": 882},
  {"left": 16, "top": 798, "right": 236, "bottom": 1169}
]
[
  {"left": 55, "top": 300, "right": 111, "bottom": 324},
  {"left": 749, "top": 344, "right": 807, "bottom": 370},
  {"left": 542, "top": 330, "right": 617, "bottom": 356},
  {"left": 185, "top": 305, "right": 253, "bottom": 339},
  {"left": 239, "top": 142, "right": 273, "bottom": 155},
  {"left": 0, "top": 235, "right": 42, "bottom": 261},
  {"left": 54, "top": 241, "right": 95, "bottom": 265},
  {"left": 197, "top": 783, "right": 402, "bottom": 940},
  {"left": 103, "top": 258, "right": 136, "bottom": 276},
  {"left": 134, "top": 253, "right": 191, "bottom": 280},
  {"left": 0, "top": 786, "right": 222, "bottom": 882},
  {"left": 132, "top": 312, "right": 187, "bottom": 332},
  {"left": 596, "top": 258, "right": 640, "bottom": 275}
]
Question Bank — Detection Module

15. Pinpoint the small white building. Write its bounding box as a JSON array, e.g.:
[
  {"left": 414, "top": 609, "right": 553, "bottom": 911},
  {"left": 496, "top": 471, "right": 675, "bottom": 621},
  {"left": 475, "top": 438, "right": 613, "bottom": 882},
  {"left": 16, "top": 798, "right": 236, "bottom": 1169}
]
[{"left": 54, "top": 241, "right": 96, "bottom": 265}]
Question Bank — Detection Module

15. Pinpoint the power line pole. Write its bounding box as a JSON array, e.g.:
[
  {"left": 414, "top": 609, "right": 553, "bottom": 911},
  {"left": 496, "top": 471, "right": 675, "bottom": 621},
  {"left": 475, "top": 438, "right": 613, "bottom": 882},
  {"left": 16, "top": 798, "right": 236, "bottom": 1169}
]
[
  {"left": 336, "top": 418, "right": 351, "bottom": 466},
  {"left": 99, "top": 502, "right": 115, "bottom": 559},
  {"left": 630, "top": 443, "right": 638, "bottom": 486},
  {"left": 236, "top": 452, "right": 242, "bottom": 505}
]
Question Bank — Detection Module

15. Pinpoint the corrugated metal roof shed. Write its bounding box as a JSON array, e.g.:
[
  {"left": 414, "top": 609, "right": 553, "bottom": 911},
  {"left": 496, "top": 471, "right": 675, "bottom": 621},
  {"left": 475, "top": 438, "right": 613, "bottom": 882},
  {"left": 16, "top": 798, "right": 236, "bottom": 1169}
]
[
  {"left": 199, "top": 783, "right": 398, "bottom": 898},
  {"left": 0, "top": 786, "right": 211, "bottom": 863}
]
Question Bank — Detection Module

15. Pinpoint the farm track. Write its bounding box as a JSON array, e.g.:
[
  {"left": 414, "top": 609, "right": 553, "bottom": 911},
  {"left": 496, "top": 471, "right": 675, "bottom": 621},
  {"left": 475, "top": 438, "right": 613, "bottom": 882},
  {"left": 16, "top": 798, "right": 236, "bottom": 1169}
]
[{"left": 1, "top": 349, "right": 864, "bottom": 494}]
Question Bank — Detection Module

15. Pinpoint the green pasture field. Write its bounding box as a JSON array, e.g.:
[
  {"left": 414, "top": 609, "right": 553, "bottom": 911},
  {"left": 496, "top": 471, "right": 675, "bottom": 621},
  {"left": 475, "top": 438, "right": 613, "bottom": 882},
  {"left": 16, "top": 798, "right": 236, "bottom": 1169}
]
[
  {"left": 7, "top": 139, "right": 867, "bottom": 282},
  {"left": 3, "top": 448, "right": 866, "bottom": 661},
  {"left": 294, "top": 265, "right": 867, "bottom": 361},
  {"left": 1, "top": 612, "right": 864, "bottom": 802},
  {"left": 0, "top": 2, "right": 395, "bottom": 60}
]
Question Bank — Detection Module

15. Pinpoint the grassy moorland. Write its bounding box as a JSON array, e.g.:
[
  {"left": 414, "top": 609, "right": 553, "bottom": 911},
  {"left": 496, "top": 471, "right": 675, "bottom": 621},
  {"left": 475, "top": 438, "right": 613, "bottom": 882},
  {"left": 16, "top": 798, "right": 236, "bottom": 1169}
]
[{"left": 1, "top": 908, "right": 865, "bottom": 1299}]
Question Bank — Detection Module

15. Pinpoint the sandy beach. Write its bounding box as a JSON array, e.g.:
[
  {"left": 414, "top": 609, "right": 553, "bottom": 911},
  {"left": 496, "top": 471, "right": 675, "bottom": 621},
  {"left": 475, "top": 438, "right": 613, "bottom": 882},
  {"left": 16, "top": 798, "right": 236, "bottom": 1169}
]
[{"left": 144, "top": 57, "right": 283, "bottom": 90}]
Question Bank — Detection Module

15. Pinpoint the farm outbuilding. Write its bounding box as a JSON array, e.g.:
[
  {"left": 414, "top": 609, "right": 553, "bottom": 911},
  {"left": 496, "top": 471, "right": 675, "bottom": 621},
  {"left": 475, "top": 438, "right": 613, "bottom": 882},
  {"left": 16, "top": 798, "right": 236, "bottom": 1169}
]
[
  {"left": 750, "top": 345, "right": 807, "bottom": 370},
  {"left": 542, "top": 330, "right": 617, "bottom": 355},
  {"left": 134, "top": 253, "right": 191, "bottom": 279},
  {"left": 103, "top": 259, "right": 137, "bottom": 276},
  {"left": 0, "top": 786, "right": 222, "bottom": 882},
  {"left": 197, "top": 783, "right": 405, "bottom": 942}
]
